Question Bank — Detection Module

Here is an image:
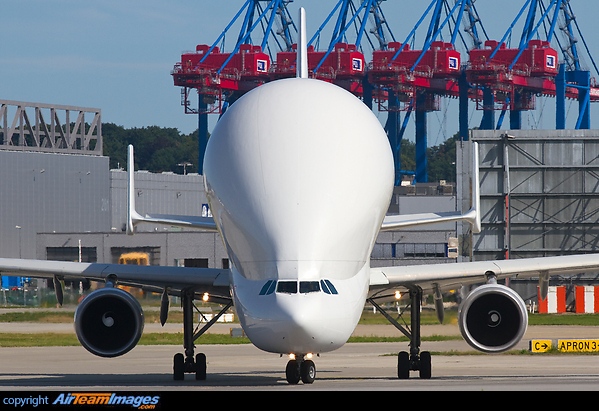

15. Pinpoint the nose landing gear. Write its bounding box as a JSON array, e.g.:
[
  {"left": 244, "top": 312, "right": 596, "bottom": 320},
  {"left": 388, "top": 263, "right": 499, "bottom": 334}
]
[{"left": 285, "top": 355, "right": 316, "bottom": 384}]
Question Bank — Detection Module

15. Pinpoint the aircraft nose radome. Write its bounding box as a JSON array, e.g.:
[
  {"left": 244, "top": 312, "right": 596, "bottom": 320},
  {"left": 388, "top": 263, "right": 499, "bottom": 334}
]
[
  {"left": 244, "top": 297, "right": 351, "bottom": 354},
  {"left": 276, "top": 313, "right": 346, "bottom": 354}
]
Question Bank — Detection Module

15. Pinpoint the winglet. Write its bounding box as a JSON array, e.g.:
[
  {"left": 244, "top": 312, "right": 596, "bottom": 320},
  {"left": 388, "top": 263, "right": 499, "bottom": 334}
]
[
  {"left": 125, "top": 144, "right": 218, "bottom": 233},
  {"left": 297, "top": 7, "right": 308, "bottom": 79},
  {"left": 464, "top": 142, "right": 481, "bottom": 234},
  {"left": 126, "top": 144, "right": 143, "bottom": 235},
  {"left": 380, "top": 142, "right": 482, "bottom": 232}
]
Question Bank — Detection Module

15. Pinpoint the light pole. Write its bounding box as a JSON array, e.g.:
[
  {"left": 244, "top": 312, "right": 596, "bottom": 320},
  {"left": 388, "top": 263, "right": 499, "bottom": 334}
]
[
  {"left": 15, "top": 226, "right": 22, "bottom": 259},
  {"left": 177, "top": 162, "right": 193, "bottom": 175}
]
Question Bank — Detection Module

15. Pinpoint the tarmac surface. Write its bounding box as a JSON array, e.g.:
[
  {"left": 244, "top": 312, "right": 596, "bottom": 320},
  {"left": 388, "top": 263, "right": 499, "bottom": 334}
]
[{"left": 1, "top": 320, "right": 599, "bottom": 390}]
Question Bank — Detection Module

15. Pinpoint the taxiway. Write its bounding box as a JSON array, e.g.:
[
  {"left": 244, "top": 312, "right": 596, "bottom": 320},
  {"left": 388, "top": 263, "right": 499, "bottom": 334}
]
[{"left": 0, "top": 324, "right": 598, "bottom": 390}]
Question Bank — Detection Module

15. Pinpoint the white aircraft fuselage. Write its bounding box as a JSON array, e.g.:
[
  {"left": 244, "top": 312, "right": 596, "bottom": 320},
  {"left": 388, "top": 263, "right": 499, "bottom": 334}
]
[{"left": 203, "top": 77, "right": 394, "bottom": 355}]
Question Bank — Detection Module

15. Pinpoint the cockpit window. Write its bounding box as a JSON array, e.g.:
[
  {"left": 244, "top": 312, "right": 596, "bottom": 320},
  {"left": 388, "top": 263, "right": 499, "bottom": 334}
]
[
  {"left": 276, "top": 281, "right": 298, "bottom": 294},
  {"left": 260, "top": 280, "right": 337, "bottom": 295},
  {"left": 259, "top": 280, "right": 277, "bottom": 295},
  {"left": 299, "top": 281, "right": 320, "bottom": 294},
  {"left": 320, "top": 279, "right": 338, "bottom": 295}
]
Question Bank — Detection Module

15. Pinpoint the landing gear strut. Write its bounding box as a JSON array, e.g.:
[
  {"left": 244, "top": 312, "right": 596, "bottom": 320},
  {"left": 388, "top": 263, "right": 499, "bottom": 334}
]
[
  {"left": 286, "top": 355, "right": 316, "bottom": 384},
  {"left": 173, "top": 289, "right": 233, "bottom": 381},
  {"left": 368, "top": 287, "right": 432, "bottom": 379}
]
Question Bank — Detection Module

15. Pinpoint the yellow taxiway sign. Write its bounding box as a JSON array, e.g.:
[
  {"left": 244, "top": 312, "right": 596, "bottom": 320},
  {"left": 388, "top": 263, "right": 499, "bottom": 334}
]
[
  {"left": 530, "top": 340, "right": 552, "bottom": 353},
  {"left": 558, "top": 339, "right": 599, "bottom": 352}
]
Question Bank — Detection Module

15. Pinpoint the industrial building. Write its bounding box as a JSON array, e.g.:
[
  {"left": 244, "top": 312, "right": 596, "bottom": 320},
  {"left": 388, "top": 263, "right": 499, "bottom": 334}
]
[{"left": 457, "top": 130, "right": 599, "bottom": 306}]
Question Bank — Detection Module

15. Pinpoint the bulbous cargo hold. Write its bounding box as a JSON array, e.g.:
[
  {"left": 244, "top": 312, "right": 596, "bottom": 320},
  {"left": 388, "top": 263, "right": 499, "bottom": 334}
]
[{"left": 203, "top": 76, "right": 394, "bottom": 283}]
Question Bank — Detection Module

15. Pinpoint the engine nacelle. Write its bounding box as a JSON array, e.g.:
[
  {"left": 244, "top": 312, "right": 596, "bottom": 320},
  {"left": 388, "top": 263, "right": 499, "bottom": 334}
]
[
  {"left": 74, "top": 287, "right": 144, "bottom": 358},
  {"left": 458, "top": 284, "right": 527, "bottom": 353}
]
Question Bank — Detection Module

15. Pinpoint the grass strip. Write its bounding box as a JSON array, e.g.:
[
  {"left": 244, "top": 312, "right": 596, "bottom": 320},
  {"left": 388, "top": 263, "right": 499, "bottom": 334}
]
[
  {"left": 348, "top": 334, "right": 462, "bottom": 343},
  {"left": 3, "top": 310, "right": 599, "bottom": 326},
  {"left": 0, "top": 333, "right": 250, "bottom": 347},
  {"left": 0, "top": 333, "right": 596, "bottom": 356},
  {"left": 0, "top": 333, "right": 460, "bottom": 348},
  {"left": 0, "top": 311, "right": 187, "bottom": 324}
]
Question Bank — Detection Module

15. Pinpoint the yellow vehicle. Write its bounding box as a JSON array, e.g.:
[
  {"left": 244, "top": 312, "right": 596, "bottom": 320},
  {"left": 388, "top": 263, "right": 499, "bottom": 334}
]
[
  {"left": 118, "top": 252, "right": 149, "bottom": 266},
  {"left": 117, "top": 252, "right": 149, "bottom": 296}
]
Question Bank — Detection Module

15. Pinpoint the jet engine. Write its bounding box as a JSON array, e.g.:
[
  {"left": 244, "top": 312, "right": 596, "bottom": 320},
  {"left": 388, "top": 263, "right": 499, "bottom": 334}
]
[
  {"left": 458, "top": 284, "right": 528, "bottom": 353},
  {"left": 74, "top": 287, "right": 144, "bottom": 358}
]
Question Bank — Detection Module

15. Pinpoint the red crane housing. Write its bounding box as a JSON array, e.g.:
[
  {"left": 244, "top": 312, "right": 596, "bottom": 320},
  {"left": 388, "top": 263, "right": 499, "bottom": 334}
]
[
  {"left": 368, "top": 41, "right": 461, "bottom": 111},
  {"left": 172, "top": 44, "right": 271, "bottom": 113},
  {"left": 372, "top": 41, "right": 460, "bottom": 78},
  {"left": 468, "top": 40, "right": 559, "bottom": 85},
  {"left": 271, "top": 43, "right": 366, "bottom": 95},
  {"left": 467, "top": 40, "right": 563, "bottom": 111}
]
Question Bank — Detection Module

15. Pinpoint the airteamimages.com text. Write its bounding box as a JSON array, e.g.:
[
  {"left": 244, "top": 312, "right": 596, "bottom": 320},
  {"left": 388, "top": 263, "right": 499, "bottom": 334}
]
[{"left": 3, "top": 393, "right": 161, "bottom": 409}]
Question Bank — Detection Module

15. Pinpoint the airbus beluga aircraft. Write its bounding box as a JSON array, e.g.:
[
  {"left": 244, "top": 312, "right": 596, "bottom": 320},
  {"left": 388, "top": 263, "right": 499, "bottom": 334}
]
[{"left": 2, "top": 8, "right": 599, "bottom": 385}]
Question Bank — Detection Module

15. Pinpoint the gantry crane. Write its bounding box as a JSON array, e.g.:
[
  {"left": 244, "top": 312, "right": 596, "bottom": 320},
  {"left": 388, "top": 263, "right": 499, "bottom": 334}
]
[{"left": 172, "top": 0, "right": 598, "bottom": 185}]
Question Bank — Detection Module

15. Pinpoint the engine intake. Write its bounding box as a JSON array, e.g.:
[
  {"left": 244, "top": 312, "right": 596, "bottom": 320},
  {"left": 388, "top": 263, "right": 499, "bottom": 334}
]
[
  {"left": 458, "top": 284, "right": 527, "bottom": 353},
  {"left": 74, "top": 287, "right": 144, "bottom": 358}
]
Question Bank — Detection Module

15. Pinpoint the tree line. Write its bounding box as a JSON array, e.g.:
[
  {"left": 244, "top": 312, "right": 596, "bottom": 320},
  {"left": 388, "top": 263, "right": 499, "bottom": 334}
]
[
  {"left": 103, "top": 123, "right": 200, "bottom": 174},
  {"left": 400, "top": 132, "right": 460, "bottom": 183},
  {"left": 102, "top": 123, "right": 459, "bottom": 182}
]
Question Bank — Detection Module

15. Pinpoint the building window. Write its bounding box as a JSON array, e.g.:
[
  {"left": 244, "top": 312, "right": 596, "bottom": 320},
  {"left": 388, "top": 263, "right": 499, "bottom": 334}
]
[
  {"left": 46, "top": 247, "right": 97, "bottom": 263},
  {"left": 372, "top": 243, "right": 448, "bottom": 259},
  {"left": 183, "top": 258, "right": 209, "bottom": 268}
]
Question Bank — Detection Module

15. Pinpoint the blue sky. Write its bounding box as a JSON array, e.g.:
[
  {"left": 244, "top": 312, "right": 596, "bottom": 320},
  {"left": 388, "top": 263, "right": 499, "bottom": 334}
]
[{"left": 1, "top": 1, "right": 598, "bottom": 144}]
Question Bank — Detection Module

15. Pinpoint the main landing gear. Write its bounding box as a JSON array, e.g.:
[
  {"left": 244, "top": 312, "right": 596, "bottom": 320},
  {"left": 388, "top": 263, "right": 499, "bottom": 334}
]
[
  {"left": 367, "top": 287, "right": 432, "bottom": 380},
  {"left": 285, "top": 355, "right": 316, "bottom": 384},
  {"left": 172, "top": 289, "right": 233, "bottom": 381}
]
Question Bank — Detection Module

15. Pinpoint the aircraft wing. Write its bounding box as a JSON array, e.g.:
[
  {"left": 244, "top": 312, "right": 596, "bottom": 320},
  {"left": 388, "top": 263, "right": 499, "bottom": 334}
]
[
  {"left": 369, "top": 253, "right": 599, "bottom": 298},
  {"left": 0, "top": 257, "right": 230, "bottom": 299}
]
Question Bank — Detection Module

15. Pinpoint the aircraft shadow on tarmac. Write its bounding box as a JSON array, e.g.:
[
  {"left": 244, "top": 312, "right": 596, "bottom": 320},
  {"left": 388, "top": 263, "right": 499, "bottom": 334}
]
[
  {"left": 4, "top": 370, "right": 599, "bottom": 390},
  {"left": 0, "top": 373, "right": 280, "bottom": 388},
  {"left": 0, "top": 370, "right": 399, "bottom": 388}
]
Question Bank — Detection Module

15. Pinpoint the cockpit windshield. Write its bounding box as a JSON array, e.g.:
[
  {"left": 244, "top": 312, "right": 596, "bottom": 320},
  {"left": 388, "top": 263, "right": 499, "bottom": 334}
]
[{"left": 259, "top": 279, "right": 338, "bottom": 295}]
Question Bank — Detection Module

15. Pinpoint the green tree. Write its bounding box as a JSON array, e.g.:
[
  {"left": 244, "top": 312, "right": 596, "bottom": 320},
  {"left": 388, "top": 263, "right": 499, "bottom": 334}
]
[
  {"left": 102, "top": 124, "right": 199, "bottom": 174},
  {"left": 102, "top": 122, "right": 465, "bottom": 182},
  {"left": 395, "top": 131, "right": 461, "bottom": 183},
  {"left": 427, "top": 132, "right": 459, "bottom": 182},
  {"left": 399, "top": 139, "right": 416, "bottom": 173}
]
